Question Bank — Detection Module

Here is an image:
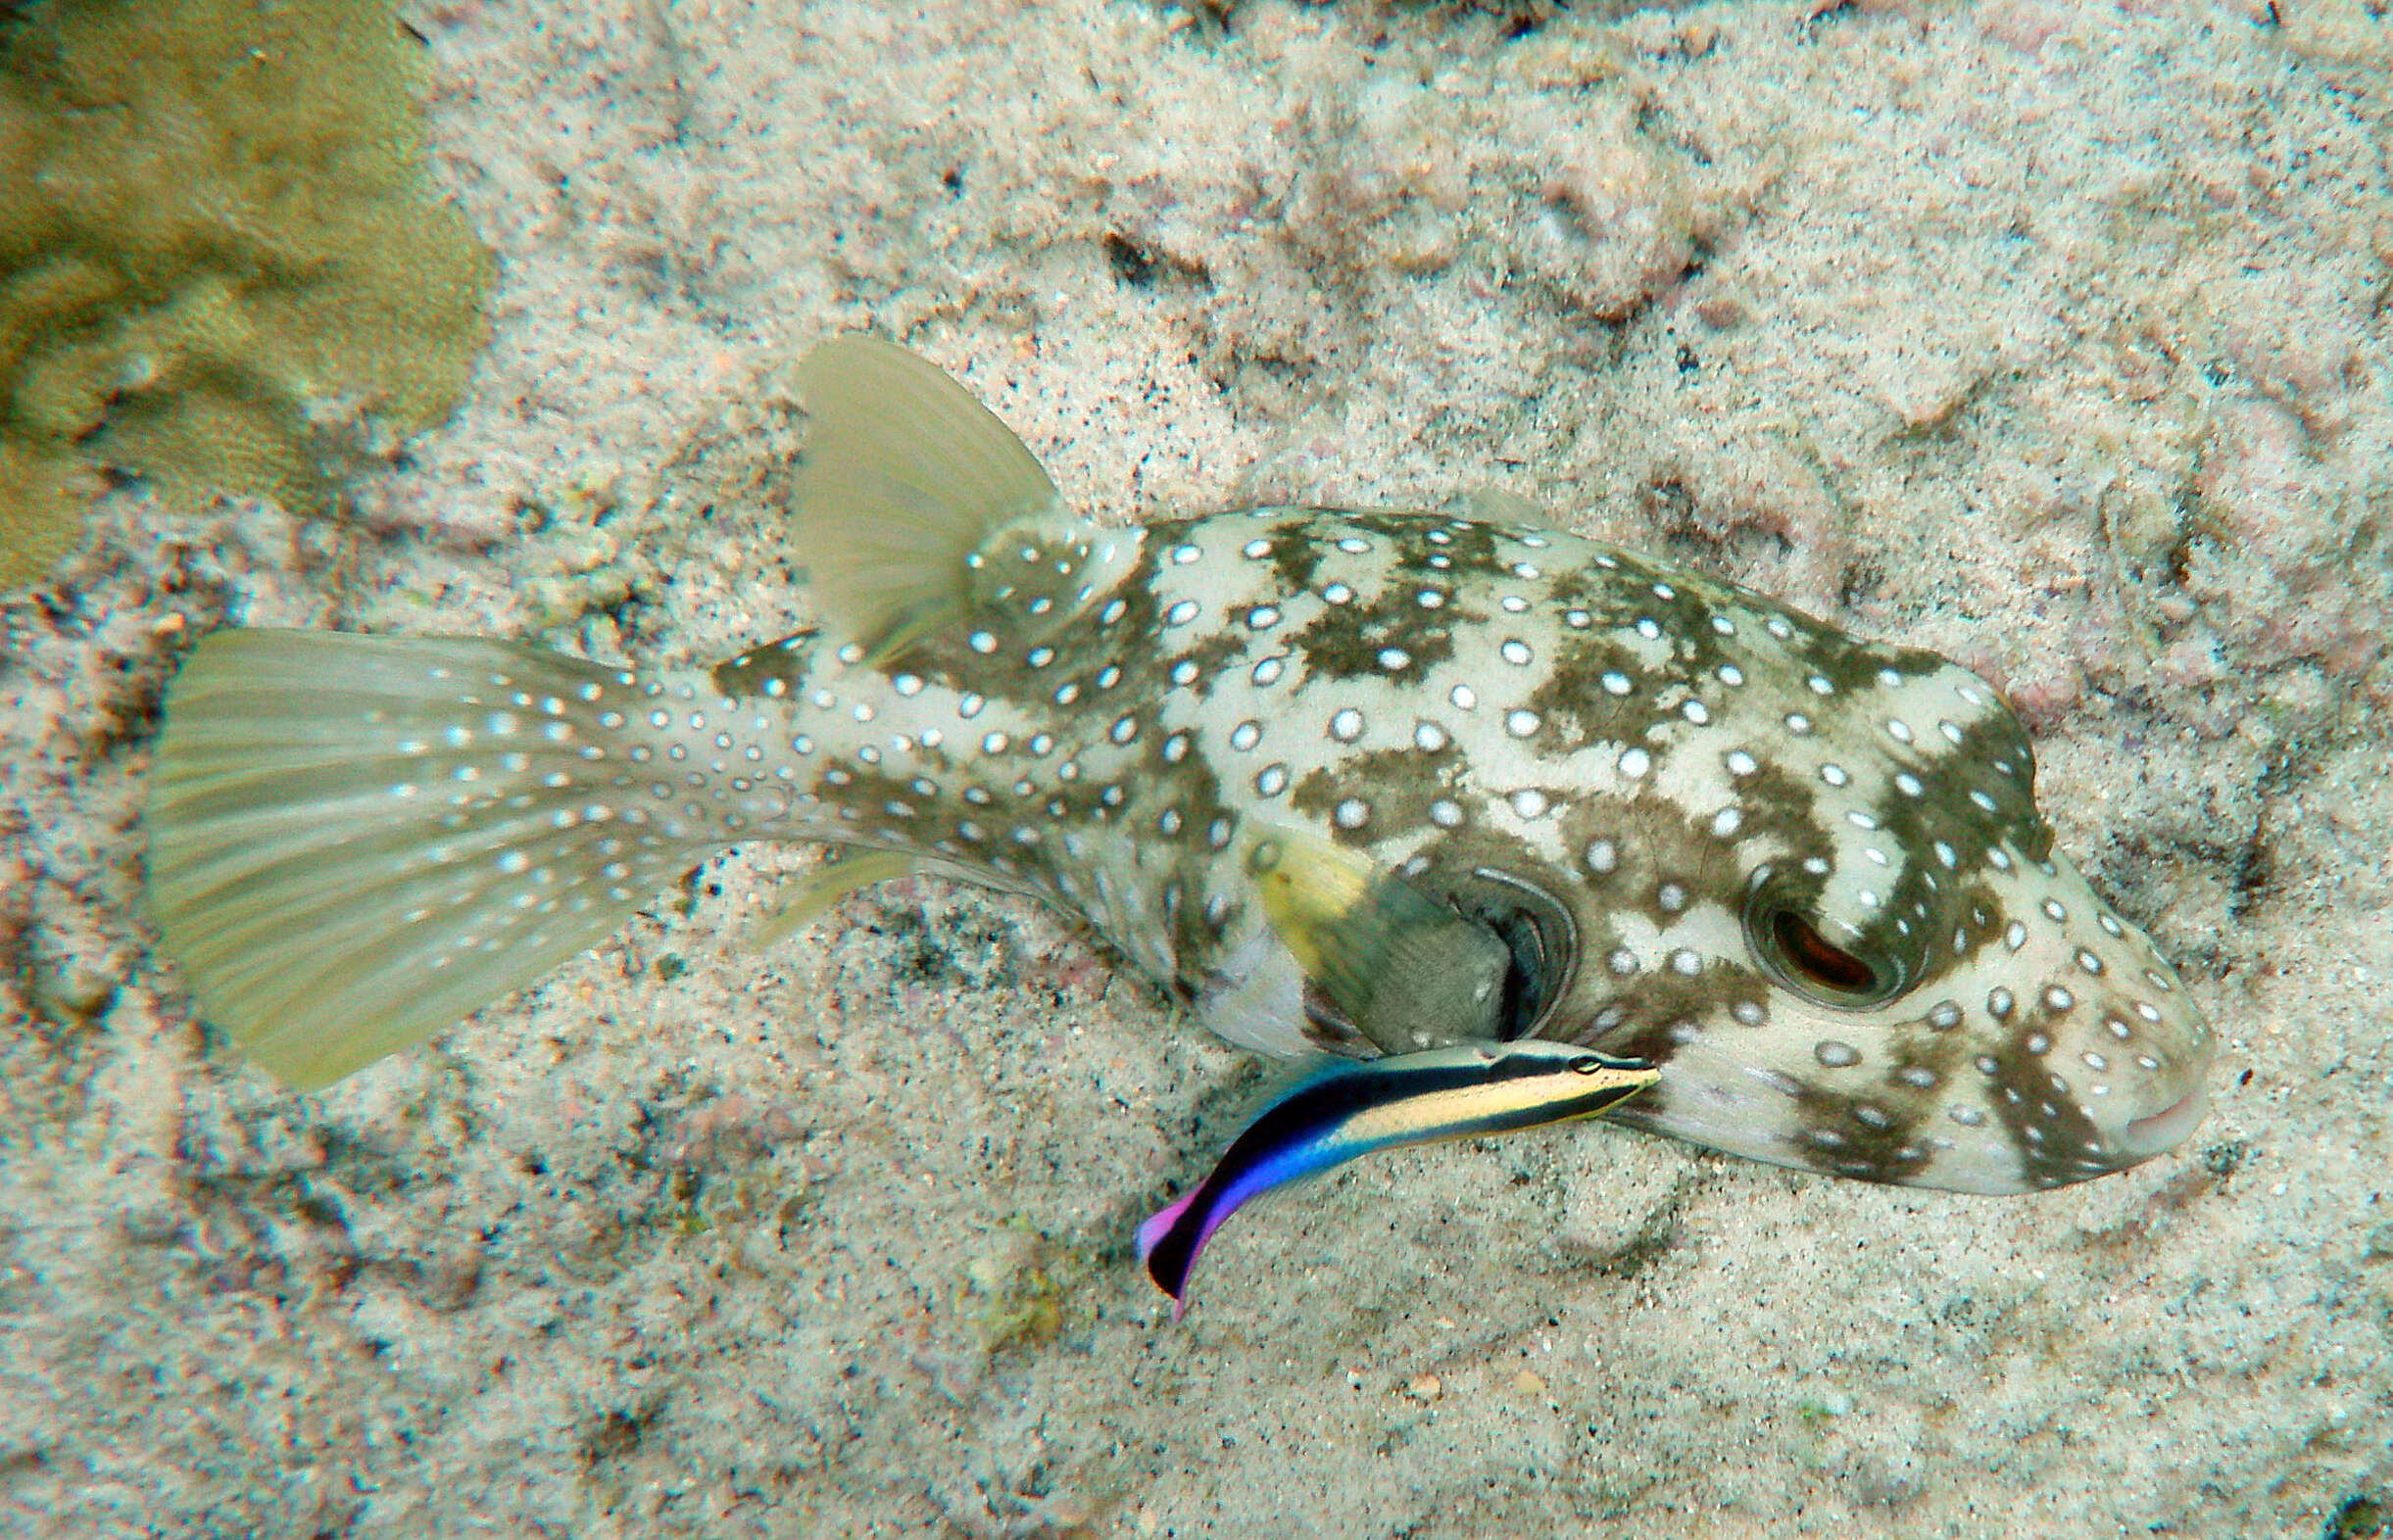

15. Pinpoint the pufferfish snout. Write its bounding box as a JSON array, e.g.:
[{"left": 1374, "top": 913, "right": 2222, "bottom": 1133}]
[{"left": 1456, "top": 586, "right": 2218, "bottom": 1194}]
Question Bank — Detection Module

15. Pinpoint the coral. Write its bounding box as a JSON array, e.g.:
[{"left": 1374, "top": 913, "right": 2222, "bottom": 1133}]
[{"left": 0, "top": 0, "right": 491, "bottom": 590}]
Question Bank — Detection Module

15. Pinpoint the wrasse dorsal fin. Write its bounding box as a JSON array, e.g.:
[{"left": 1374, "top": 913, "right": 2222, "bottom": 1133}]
[
  {"left": 1246, "top": 827, "right": 1512, "bottom": 1055},
  {"left": 794, "top": 336, "right": 1088, "bottom": 661}
]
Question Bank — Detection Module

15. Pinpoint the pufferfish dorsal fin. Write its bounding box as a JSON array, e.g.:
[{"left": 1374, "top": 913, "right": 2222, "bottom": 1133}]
[
  {"left": 1246, "top": 828, "right": 1514, "bottom": 1055},
  {"left": 793, "top": 337, "right": 1133, "bottom": 661},
  {"left": 793, "top": 336, "right": 1057, "bottom": 656}
]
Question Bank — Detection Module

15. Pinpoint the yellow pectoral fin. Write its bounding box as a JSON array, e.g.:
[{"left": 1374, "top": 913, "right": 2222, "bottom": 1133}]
[
  {"left": 1245, "top": 828, "right": 1371, "bottom": 984},
  {"left": 1245, "top": 828, "right": 1513, "bottom": 1054}
]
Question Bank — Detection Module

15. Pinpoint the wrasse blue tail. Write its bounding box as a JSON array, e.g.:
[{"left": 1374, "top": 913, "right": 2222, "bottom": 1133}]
[{"left": 1138, "top": 1040, "right": 1657, "bottom": 1316}]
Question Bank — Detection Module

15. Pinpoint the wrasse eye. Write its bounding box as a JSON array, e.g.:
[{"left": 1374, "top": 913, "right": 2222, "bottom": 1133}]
[{"left": 1567, "top": 1051, "right": 1650, "bottom": 1077}]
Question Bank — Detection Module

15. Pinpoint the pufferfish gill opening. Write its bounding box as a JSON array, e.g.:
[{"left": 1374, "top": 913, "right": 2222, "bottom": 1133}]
[{"left": 145, "top": 336, "right": 2214, "bottom": 1203}]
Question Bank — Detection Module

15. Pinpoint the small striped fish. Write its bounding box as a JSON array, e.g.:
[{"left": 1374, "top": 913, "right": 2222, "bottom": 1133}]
[
  {"left": 147, "top": 337, "right": 2213, "bottom": 1235},
  {"left": 1139, "top": 1041, "right": 1657, "bottom": 1315}
]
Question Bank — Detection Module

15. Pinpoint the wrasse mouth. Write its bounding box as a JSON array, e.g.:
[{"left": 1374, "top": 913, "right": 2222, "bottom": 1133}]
[{"left": 2119, "top": 1085, "right": 2210, "bottom": 1160}]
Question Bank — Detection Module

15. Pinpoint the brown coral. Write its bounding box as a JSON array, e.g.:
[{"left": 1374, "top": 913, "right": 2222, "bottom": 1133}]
[{"left": 0, "top": 0, "right": 492, "bottom": 591}]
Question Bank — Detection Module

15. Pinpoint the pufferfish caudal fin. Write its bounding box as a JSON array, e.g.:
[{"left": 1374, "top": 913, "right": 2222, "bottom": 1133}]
[
  {"left": 145, "top": 631, "right": 717, "bottom": 1087},
  {"left": 792, "top": 335, "right": 1135, "bottom": 660},
  {"left": 1137, "top": 1041, "right": 1658, "bottom": 1318}
]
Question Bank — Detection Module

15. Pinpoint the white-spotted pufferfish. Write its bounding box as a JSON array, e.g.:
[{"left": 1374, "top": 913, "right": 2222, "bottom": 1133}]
[{"left": 146, "top": 339, "right": 2214, "bottom": 1308}]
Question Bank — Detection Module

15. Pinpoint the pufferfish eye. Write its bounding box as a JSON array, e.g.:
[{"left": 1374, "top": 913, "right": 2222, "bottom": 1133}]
[
  {"left": 1749, "top": 902, "right": 1900, "bottom": 1008},
  {"left": 1773, "top": 909, "right": 1876, "bottom": 991}
]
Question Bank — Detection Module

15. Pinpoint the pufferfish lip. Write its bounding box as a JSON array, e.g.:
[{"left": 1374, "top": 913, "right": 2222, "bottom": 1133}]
[{"left": 2117, "top": 1084, "right": 2210, "bottom": 1160}]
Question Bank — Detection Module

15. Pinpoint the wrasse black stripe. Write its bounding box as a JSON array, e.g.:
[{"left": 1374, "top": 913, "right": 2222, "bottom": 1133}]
[{"left": 1138, "top": 1042, "right": 1656, "bottom": 1313}]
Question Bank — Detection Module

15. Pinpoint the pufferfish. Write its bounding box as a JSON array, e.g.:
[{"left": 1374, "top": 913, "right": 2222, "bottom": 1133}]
[{"left": 146, "top": 338, "right": 2213, "bottom": 1307}]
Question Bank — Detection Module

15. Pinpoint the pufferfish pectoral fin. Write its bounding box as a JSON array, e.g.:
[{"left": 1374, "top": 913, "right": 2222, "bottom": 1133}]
[
  {"left": 1137, "top": 1039, "right": 1659, "bottom": 1317},
  {"left": 1246, "top": 828, "right": 1515, "bottom": 1055}
]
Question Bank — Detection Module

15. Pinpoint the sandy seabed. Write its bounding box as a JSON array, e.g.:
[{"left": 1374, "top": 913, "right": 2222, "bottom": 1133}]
[{"left": 5, "top": 0, "right": 2392, "bottom": 1535}]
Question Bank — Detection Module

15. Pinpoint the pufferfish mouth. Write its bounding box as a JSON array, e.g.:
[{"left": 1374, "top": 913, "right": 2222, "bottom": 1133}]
[{"left": 2117, "top": 1085, "right": 2210, "bottom": 1160}]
